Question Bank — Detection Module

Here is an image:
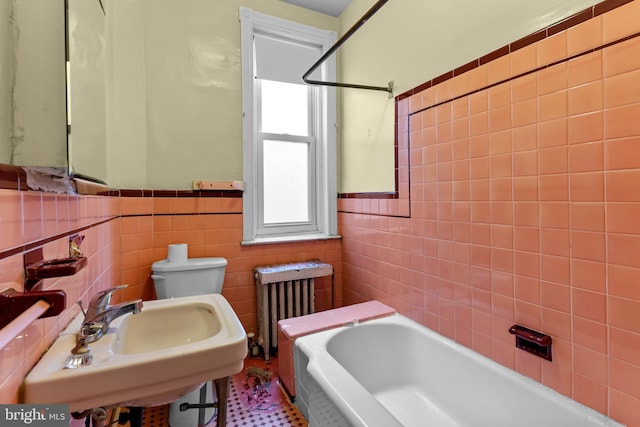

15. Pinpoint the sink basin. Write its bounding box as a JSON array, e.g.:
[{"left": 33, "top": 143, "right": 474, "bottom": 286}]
[
  {"left": 113, "top": 301, "right": 221, "bottom": 355},
  {"left": 23, "top": 294, "right": 247, "bottom": 412}
]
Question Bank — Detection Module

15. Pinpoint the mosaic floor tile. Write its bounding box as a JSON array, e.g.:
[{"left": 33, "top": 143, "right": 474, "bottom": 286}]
[{"left": 139, "top": 356, "right": 307, "bottom": 427}]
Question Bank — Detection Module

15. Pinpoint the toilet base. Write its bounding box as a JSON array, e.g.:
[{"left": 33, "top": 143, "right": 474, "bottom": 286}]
[{"left": 168, "top": 381, "right": 215, "bottom": 427}]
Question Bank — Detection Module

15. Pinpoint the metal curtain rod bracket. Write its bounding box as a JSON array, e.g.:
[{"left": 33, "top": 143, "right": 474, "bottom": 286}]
[{"left": 302, "top": 0, "right": 394, "bottom": 98}]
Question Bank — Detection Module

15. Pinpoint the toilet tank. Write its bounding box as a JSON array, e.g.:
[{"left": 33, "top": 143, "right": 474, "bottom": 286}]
[{"left": 151, "top": 257, "right": 227, "bottom": 299}]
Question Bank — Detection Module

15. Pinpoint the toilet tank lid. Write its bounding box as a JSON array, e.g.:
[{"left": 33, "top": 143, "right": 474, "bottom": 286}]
[{"left": 151, "top": 257, "right": 227, "bottom": 272}]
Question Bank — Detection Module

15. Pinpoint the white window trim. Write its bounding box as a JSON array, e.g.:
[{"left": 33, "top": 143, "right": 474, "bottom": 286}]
[{"left": 240, "top": 7, "right": 338, "bottom": 244}]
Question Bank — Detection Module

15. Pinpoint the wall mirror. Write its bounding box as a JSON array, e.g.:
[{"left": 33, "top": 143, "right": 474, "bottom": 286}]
[{"left": 0, "top": 0, "right": 108, "bottom": 186}]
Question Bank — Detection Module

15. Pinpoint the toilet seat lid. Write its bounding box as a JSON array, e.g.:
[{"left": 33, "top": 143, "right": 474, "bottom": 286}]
[{"left": 151, "top": 257, "right": 227, "bottom": 272}]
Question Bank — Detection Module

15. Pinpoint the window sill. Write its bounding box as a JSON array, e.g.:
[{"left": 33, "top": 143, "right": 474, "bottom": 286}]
[{"left": 241, "top": 233, "right": 342, "bottom": 246}]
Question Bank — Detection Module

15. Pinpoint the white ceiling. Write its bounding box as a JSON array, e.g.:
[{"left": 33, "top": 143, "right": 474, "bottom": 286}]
[{"left": 280, "top": 0, "right": 353, "bottom": 17}]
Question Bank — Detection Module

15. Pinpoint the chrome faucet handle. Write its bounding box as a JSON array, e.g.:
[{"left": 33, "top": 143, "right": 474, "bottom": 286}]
[{"left": 89, "top": 284, "right": 129, "bottom": 310}]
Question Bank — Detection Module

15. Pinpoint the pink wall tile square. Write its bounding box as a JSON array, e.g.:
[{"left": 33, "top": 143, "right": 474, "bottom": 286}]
[
  {"left": 539, "top": 146, "right": 568, "bottom": 175},
  {"left": 541, "top": 281, "right": 571, "bottom": 312},
  {"left": 604, "top": 69, "right": 640, "bottom": 108},
  {"left": 572, "top": 231, "right": 606, "bottom": 262},
  {"left": 567, "top": 16, "right": 602, "bottom": 56},
  {"left": 0, "top": 191, "right": 22, "bottom": 251},
  {"left": 607, "top": 203, "right": 640, "bottom": 234},
  {"left": 512, "top": 73, "right": 537, "bottom": 103},
  {"left": 604, "top": 103, "right": 640, "bottom": 140},
  {"left": 568, "top": 111, "right": 604, "bottom": 144},
  {"left": 539, "top": 91, "right": 568, "bottom": 122},
  {"left": 513, "top": 202, "right": 540, "bottom": 227},
  {"left": 568, "top": 51, "right": 603, "bottom": 87},
  {"left": 570, "top": 172, "right": 605, "bottom": 202},
  {"left": 511, "top": 44, "right": 537, "bottom": 77},
  {"left": 571, "top": 203, "right": 605, "bottom": 231},
  {"left": 539, "top": 174, "right": 568, "bottom": 201},
  {"left": 603, "top": 37, "right": 640, "bottom": 78},
  {"left": 610, "top": 327, "right": 640, "bottom": 366},
  {"left": 605, "top": 136, "right": 640, "bottom": 170},
  {"left": 22, "top": 192, "right": 43, "bottom": 244},
  {"left": 602, "top": 0, "right": 640, "bottom": 44},
  {"left": 541, "top": 228, "right": 570, "bottom": 257},
  {"left": 538, "top": 63, "right": 568, "bottom": 95},
  {"left": 606, "top": 170, "right": 640, "bottom": 201},
  {"left": 573, "top": 374, "right": 608, "bottom": 415},
  {"left": 469, "top": 112, "right": 489, "bottom": 136},
  {"left": 571, "top": 258, "right": 606, "bottom": 293},
  {"left": 570, "top": 141, "right": 604, "bottom": 173},
  {"left": 573, "top": 316, "right": 607, "bottom": 353},
  {"left": 514, "top": 226, "right": 540, "bottom": 253},
  {"left": 540, "top": 202, "right": 569, "bottom": 229},
  {"left": 608, "top": 296, "right": 640, "bottom": 334},
  {"left": 512, "top": 99, "right": 538, "bottom": 127},
  {"left": 610, "top": 358, "right": 640, "bottom": 400},
  {"left": 467, "top": 64, "right": 489, "bottom": 93},
  {"left": 610, "top": 388, "right": 640, "bottom": 427},
  {"left": 541, "top": 363, "right": 572, "bottom": 397},
  {"left": 488, "top": 55, "right": 510, "bottom": 85},
  {"left": 572, "top": 289, "right": 607, "bottom": 323},
  {"left": 513, "top": 176, "right": 538, "bottom": 201},
  {"left": 515, "top": 249, "right": 541, "bottom": 280},
  {"left": 608, "top": 264, "right": 640, "bottom": 301},
  {"left": 537, "top": 32, "right": 567, "bottom": 67},
  {"left": 569, "top": 81, "right": 604, "bottom": 115},
  {"left": 539, "top": 118, "right": 568, "bottom": 149},
  {"left": 514, "top": 275, "right": 540, "bottom": 304}
]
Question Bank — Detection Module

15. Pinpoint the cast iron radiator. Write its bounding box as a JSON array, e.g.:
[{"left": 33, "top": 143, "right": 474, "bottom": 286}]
[{"left": 254, "top": 260, "right": 333, "bottom": 360}]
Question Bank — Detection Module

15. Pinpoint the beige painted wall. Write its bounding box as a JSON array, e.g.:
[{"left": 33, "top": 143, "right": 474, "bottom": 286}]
[
  {"left": 0, "top": 1, "right": 11, "bottom": 164},
  {"left": 107, "top": 0, "right": 337, "bottom": 189},
  {"left": 339, "top": 0, "right": 600, "bottom": 193},
  {"left": 106, "top": 0, "right": 603, "bottom": 191}
]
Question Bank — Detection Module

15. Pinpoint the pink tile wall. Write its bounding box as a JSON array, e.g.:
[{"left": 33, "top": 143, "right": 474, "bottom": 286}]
[
  {"left": 117, "top": 195, "right": 342, "bottom": 330},
  {"left": 0, "top": 189, "right": 342, "bottom": 412},
  {"left": 0, "top": 190, "right": 120, "bottom": 404},
  {"left": 339, "top": 1, "right": 640, "bottom": 425}
]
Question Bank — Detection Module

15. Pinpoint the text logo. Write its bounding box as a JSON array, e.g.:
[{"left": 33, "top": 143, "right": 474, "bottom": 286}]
[{"left": 1, "top": 405, "right": 68, "bottom": 426}]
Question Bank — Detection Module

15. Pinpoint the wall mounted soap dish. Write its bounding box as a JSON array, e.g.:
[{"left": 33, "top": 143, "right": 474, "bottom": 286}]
[{"left": 26, "top": 257, "right": 87, "bottom": 280}]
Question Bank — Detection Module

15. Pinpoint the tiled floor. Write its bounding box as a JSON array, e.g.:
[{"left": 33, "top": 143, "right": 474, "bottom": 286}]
[{"left": 136, "top": 355, "right": 307, "bottom": 427}]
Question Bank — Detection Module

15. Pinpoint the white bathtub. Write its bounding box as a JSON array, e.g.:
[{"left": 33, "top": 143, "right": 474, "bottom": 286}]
[{"left": 294, "top": 313, "right": 624, "bottom": 427}]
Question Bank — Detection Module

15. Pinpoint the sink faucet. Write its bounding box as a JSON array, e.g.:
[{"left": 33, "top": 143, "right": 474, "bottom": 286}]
[
  {"left": 80, "top": 284, "right": 143, "bottom": 343},
  {"left": 66, "top": 285, "right": 143, "bottom": 369}
]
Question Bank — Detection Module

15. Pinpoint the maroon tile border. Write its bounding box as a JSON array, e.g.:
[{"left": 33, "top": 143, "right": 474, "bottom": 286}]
[
  {"left": 509, "top": 29, "right": 548, "bottom": 52},
  {"left": 479, "top": 45, "right": 510, "bottom": 66},
  {"left": 0, "top": 164, "right": 20, "bottom": 190},
  {"left": 107, "top": 189, "right": 243, "bottom": 198},
  {"left": 594, "top": 0, "right": 634, "bottom": 15},
  {"left": 338, "top": 192, "right": 396, "bottom": 199},
  {"left": 117, "top": 189, "right": 244, "bottom": 198}
]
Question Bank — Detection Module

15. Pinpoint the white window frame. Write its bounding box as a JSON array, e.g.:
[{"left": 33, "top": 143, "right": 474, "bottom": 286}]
[{"left": 240, "top": 7, "right": 338, "bottom": 244}]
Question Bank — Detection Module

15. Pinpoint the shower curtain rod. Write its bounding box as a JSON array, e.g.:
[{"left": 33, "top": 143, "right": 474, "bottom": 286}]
[{"left": 302, "top": 0, "right": 394, "bottom": 97}]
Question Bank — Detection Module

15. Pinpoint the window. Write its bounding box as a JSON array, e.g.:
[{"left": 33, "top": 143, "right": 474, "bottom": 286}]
[{"left": 240, "top": 8, "right": 337, "bottom": 243}]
